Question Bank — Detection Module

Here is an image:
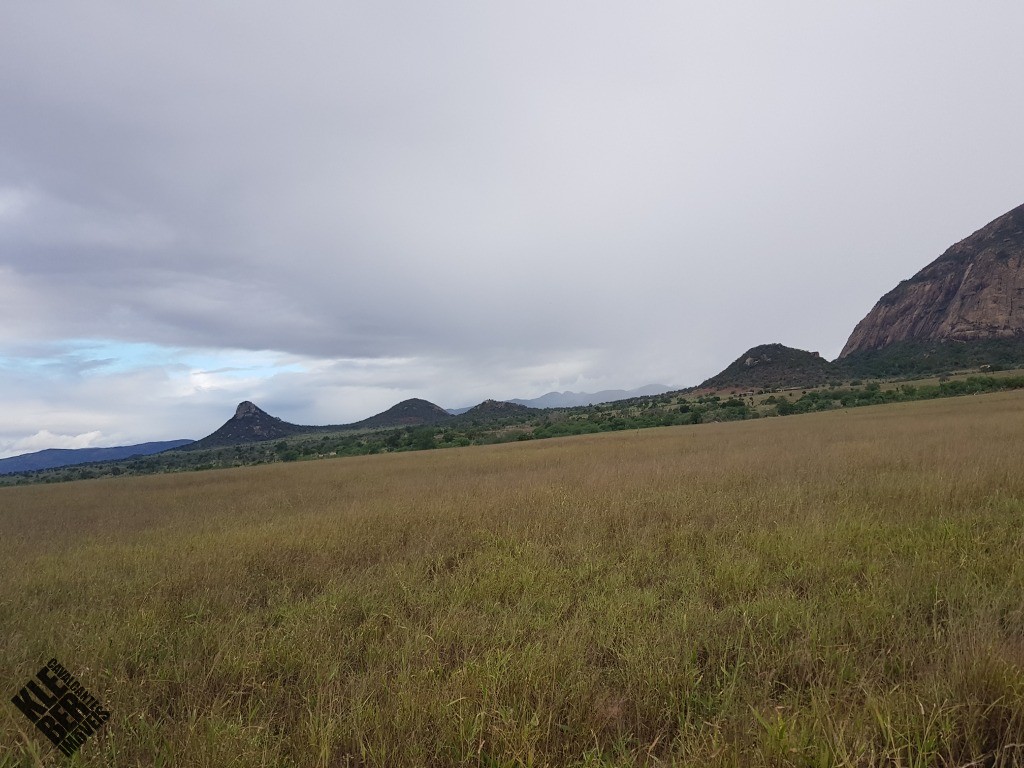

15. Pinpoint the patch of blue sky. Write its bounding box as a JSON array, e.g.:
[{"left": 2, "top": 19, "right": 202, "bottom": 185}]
[
  {"left": 175, "top": 348, "right": 307, "bottom": 381},
  {"left": 0, "top": 338, "right": 306, "bottom": 380}
]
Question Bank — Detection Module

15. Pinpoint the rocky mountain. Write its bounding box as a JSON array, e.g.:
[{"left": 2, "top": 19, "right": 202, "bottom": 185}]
[
  {"left": 0, "top": 440, "right": 194, "bottom": 474},
  {"left": 841, "top": 203, "right": 1024, "bottom": 358},
  {"left": 188, "top": 401, "right": 313, "bottom": 449},
  {"left": 699, "top": 344, "right": 836, "bottom": 391}
]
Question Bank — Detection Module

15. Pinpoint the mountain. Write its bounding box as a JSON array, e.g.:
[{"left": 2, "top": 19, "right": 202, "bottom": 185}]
[
  {"left": 0, "top": 440, "right": 194, "bottom": 474},
  {"left": 841, "top": 203, "right": 1024, "bottom": 359},
  {"left": 698, "top": 344, "right": 836, "bottom": 391},
  {"left": 189, "top": 398, "right": 456, "bottom": 449},
  {"left": 509, "top": 385, "right": 674, "bottom": 409},
  {"left": 455, "top": 400, "right": 539, "bottom": 422},
  {"left": 347, "top": 398, "right": 453, "bottom": 430},
  {"left": 188, "top": 401, "right": 313, "bottom": 449},
  {"left": 448, "top": 385, "right": 674, "bottom": 413}
]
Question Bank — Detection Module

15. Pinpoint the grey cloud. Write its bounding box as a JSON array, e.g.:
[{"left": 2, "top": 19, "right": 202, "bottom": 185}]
[{"left": 1, "top": 2, "right": 1023, "bottom": 448}]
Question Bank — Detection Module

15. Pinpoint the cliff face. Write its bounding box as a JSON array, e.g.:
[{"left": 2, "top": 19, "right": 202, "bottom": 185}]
[{"left": 840, "top": 203, "right": 1024, "bottom": 358}]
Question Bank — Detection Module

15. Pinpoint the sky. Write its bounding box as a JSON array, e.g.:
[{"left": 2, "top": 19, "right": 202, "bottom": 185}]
[{"left": 1, "top": 2, "right": 1022, "bottom": 456}]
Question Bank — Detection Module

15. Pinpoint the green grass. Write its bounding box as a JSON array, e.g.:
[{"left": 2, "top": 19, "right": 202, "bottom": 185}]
[{"left": 2, "top": 393, "right": 1024, "bottom": 766}]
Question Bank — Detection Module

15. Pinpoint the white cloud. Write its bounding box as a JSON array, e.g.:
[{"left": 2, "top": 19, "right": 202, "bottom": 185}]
[{"left": 0, "top": 430, "right": 104, "bottom": 459}]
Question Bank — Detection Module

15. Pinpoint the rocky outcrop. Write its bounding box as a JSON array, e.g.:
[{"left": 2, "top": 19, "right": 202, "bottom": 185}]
[
  {"left": 234, "top": 401, "right": 263, "bottom": 419},
  {"left": 840, "top": 203, "right": 1024, "bottom": 358}
]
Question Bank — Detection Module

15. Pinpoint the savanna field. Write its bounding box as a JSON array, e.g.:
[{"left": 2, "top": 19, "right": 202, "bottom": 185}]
[{"left": 2, "top": 394, "right": 1024, "bottom": 767}]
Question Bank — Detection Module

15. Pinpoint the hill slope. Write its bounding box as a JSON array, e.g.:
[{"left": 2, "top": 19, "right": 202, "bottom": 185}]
[
  {"left": 699, "top": 344, "right": 836, "bottom": 391},
  {"left": 0, "top": 440, "right": 194, "bottom": 474},
  {"left": 455, "top": 400, "right": 540, "bottom": 422},
  {"left": 348, "top": 398, "right": 453, "bottom": 430},
  {"left": 841, "top": 202, "right": 1024, "bottom": 358}
]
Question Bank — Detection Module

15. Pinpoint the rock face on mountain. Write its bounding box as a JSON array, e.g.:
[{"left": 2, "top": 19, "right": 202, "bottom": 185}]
[
  {"left": 841, "top": 203, "right": 1024, "bottom": 358},
  {"left": 699, "top": 344, "right": 836, "bottom": 391}
]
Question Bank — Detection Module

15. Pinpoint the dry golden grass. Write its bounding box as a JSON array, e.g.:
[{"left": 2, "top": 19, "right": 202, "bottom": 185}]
[{"left": 2, "top": 394, "right": 1024, "bottom": 766}]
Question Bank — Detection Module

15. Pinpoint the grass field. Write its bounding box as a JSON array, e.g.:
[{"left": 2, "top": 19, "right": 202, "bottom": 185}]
[{"left": 2, "top": 393, "right": 1024, "bottom": 766}]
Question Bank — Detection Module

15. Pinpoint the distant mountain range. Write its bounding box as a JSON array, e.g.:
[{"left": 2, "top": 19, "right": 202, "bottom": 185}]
[
  {"left": 188, "top": 397, "right": 550, "bottom": 448},
  {"left": 187, "top": 398, "right": 461, "bottom": 449},
  {"left": 448, "top": 384, "right": 673, "bottom": 413},
  {"left": 3, "top": 388, "right": 664, "bottom": 473},
  {"left": 0, "top": 440, "right": 194, "bottom": 475},
  {"left": 510, "top": 384, "right": 674, "bottom": 408}
]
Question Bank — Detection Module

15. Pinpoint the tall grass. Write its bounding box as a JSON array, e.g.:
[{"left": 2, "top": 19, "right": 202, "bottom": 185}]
[{"left": 2, "top": 393, "right": 1023, "bottom": 766}]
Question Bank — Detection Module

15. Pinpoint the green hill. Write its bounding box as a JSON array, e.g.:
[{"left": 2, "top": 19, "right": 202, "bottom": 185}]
[{"left": 699, "top": 343, "right": 837, "bottom": 391}]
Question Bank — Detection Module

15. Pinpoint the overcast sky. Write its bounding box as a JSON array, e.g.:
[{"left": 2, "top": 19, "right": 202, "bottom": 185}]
[{"left": 1, "top": 2, "right": 1022, "bottom": 455}]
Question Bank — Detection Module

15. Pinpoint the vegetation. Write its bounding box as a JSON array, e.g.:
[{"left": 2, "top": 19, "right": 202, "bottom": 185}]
[
  {"left": 839, "top": 338, "right": 1024, "bottom": 379},
  {"left": 0, "top": 393, "right": 756, "bottom": 485},
  {"left": 7, "top": 373, "right": 1024, "bottom": 486},
  {"left": 2, "top": 393, "right": 1024, "bottom": 765},
  {"left": 770, "top": 374, "right": 1024, "bottom": 415}
]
